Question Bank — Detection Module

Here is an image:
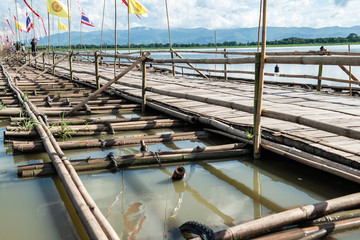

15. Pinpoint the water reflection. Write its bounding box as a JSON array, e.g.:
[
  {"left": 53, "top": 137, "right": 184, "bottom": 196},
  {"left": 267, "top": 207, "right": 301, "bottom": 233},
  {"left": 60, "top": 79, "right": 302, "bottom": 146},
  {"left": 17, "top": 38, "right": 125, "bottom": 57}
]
[{"left": 122, "top": 202, "right": 146, "bottom": 240}]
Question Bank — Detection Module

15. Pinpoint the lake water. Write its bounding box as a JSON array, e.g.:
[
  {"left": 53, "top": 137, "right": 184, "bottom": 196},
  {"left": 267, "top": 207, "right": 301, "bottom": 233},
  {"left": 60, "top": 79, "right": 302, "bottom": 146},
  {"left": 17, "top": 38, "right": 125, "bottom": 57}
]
[{"left": 0, "top": 108, "right": 359, "bottom": 239}]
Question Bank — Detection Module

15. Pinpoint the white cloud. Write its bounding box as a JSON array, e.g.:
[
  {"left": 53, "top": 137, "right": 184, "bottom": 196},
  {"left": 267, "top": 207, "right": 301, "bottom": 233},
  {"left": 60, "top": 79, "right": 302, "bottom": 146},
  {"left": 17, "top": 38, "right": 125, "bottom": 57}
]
[{"left": 0, "top": 0, "right": 359, "bottom": 39}]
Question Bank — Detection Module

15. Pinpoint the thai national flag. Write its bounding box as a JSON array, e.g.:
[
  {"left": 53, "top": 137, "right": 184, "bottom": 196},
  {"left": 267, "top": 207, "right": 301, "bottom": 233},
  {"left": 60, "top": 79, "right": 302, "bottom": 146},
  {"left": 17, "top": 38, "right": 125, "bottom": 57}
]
[
  {"left": 26, "top": 13, "right": 34, "bottom": 33},
  {"left": 81, "top": 12, "right": 95, "bottom": 27}
]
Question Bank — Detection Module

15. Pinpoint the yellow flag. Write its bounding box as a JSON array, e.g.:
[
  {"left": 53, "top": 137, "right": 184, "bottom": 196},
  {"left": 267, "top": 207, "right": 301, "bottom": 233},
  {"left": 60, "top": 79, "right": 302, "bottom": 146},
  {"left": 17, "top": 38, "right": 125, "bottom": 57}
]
[
  {"left": 128, "top": 0, "right": 148, "bottom": 17},
  {"left": 47, "top": 0, "right": 70, "bottom": 18},
  {"left": 58, "top": 20, "right": 67, "bottom": 31},
  {"left": 15, "top": 20, "right": 26, "bottom": 31}
]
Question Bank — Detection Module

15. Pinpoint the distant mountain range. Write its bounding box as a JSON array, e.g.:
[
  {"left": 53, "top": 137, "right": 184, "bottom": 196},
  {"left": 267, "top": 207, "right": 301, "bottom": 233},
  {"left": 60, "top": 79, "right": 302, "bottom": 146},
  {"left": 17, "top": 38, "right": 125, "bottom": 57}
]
[{"left": 39, "top": 26, "right": 360, "bottom": 46}]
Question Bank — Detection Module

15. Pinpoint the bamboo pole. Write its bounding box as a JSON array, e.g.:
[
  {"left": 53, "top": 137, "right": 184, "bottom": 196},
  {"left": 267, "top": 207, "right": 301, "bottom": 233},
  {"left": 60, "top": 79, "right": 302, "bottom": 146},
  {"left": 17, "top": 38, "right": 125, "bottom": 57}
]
[
  {"left": 253, "top": 0, "right": 267, "bottom": 159},
  {"left": 14, "top": 0, "right": 19, "bottom": 44},
  {"left": 100, "top": 0, "right": 106, "bottom": 52},
  {"left": 95, "top": 51, "right": 100, "bottom": 89},
  {"left": 15, "top": 51, "right": 45, "bottom": 73},
  {"left": 67, "top": 0, "right": 71, "bottom": 50},
  {"left": 257, "top": 0, "right": 263, "bottom": 52},
  {"left": 192, "top": 192, "right": 360, "bottom": 240},
  {"left": 172, "top": 51, "right": 208, "bottom": 79},
  {"left": 265, "top": 56, "right": 360, "bottom": 66},
  {"left": 164, "top": 0, "right": 175, "bottom": 76},
  {"left": 65, "top": 52, "right": 149, "bottom": 116},
  {"left": 317, "top": 64, "right": 323, "bottom": 91},
  {"left": 32, "top": 52, "right": 71, "bottom": 81},
  {"left": 127, "top": 1, "right": 130, "bottom": 54},
  {"left": 141, "top": 53, "right": 146, "bottom": 113},
  {"left": 42, "top": 51, "right": 45, "bottom": 70},
  {"left": 48, "top": 12, "right": 50, "bottom": 53},
  {"left": 6, "top": 119, "right": 185, "bottom": 138},
  {"left": 253, "top": 53, "right": 261, "bottom": 157},
  {"left": 69, "top": 51, "right": 73, "bottom": 80},
  {"left": 12, "top": 131, "right": 210, "bottom": 153},
  {"left": 338, "top": 65, "right": 359, "bottom": 82},
  {"left": 224, "top": 49, "right": 228, "bottom": 81},
  {"left": 349, "top": 44, "right": 352, "bottom": 96},
  {"left": 114, "top": 0, "right": 117, "bottom": 77},
  {"left": 253, "top": 217, "right": 360, "bottom": 240},
  {"left": 52, "top": 51, "right": 55, "bottom": 74},
  {"left": 18, "top": 144, "right": 249, "bottom": 177}
]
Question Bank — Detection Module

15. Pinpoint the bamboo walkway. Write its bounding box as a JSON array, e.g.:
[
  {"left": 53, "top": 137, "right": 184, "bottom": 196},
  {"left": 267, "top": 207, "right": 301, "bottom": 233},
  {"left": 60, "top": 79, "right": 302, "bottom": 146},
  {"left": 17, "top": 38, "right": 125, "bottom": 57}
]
[
  {"left": 3, "top": 56, "right": 360, "bottom": 182},
  {"left": 52, "top": 60, "right": 360, "bottom": 178}
]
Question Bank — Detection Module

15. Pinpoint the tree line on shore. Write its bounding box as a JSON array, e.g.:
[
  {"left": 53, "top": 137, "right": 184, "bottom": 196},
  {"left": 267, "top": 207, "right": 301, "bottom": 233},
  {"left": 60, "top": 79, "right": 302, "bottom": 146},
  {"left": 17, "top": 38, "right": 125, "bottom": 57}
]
[{"left": 39, "top": 33, "right": 360, "bottom": 50}]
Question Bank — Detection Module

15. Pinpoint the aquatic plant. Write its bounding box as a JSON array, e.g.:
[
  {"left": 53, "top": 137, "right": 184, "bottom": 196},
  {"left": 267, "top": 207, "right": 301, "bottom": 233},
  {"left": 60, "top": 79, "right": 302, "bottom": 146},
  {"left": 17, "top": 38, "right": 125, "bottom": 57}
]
[
  {"left": 246, "top": 130, "right": 253, "bottom": 140},
  {"left": 13, "top": 109, "right": 38, "bottom": 131},
  {"left": 50, "top": 112, "right": 75, "bottom": 140}
]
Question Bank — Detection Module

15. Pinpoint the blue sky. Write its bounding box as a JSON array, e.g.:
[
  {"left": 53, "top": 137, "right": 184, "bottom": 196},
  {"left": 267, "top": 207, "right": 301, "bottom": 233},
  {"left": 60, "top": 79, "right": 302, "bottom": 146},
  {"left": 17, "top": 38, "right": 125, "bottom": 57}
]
[{"left": 0, "top": 0, "right": 358, "bottom": 38}]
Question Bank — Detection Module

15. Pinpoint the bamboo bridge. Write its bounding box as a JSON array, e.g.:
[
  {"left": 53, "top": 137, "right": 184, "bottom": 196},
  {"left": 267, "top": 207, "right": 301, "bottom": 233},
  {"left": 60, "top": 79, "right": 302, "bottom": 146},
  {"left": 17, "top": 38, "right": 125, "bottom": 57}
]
[{"left": 1, "top": 48, "right": 360, "bottom": 239}]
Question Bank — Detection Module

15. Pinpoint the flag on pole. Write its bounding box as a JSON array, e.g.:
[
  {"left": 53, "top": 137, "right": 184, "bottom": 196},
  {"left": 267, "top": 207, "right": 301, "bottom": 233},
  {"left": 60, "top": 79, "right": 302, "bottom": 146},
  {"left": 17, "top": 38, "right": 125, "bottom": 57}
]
[
  {"left": 76, "top": 0, "right": 82, "bottom": 13},
  {"left": 58, "top": 20, "right": 68, "bottom": 31},
  {"left": 81, "top": 12, "right": 95, "bottom": 27},
  {"left": 6, "top": 19, "right": 15, "bottom": 36},
  {"left": 23, "top": 0, "right": 48, "bottom": 36},
  {"left": 122, "top": 0, "right": 141, "bottom": 19},
  {"left": 47, "top": 0, "right": 70, "bottom": 18},
  {"left": 14, "top": 16, "right": 26, "bottom": 32},
  {"left": 128, "top": 0, "right": 148, "bottom": 17},
  {"left": 26, "top": 12, "right": 34, "bottom": 32}
]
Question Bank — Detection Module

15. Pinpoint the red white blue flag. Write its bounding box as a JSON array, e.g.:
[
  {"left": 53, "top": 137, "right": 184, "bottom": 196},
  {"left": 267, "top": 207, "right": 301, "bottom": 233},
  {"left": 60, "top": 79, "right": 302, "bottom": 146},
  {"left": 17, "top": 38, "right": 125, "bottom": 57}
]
[
  {"left": 81, "top": 12, "right": 95, "bottom": 27},
  {"left": 26, "top": 13, "right": 34, "bottom": 33}
]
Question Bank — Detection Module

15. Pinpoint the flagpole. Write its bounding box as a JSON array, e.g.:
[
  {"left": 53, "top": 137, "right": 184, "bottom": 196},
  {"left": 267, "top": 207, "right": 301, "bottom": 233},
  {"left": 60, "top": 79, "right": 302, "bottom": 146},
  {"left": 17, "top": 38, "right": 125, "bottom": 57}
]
[
  {"left": 48, "top": 12, "right": 50, "bottom": 52},
  {"left": 114, "top": 0, "right": 117, "bottom": 77},
  {"left": 58, "top": 18, "right": 60, "bottom": 48},
  {"left": 164, "top": 0, "right": 175, "bottom": 76},
  {"left": 52, "top": 14, "right": 54, "bottom": 50},
  {"left": 31, "top": 0, "right": 35, "bottom": 40},
  {"left": 14, "top": 0, "right": 19, "bottom": 43},
  {"left": 80, "top": 20, "right": 82, "bottom": 50},
  {"left": 100, "top": 0, "right": 106, "bottom": 52},
  {"left": 67, "top": 0, "right": 71, "bottom": 50},
  {"left": 128, "top": 4, "right": 130, "bottom": 54}
]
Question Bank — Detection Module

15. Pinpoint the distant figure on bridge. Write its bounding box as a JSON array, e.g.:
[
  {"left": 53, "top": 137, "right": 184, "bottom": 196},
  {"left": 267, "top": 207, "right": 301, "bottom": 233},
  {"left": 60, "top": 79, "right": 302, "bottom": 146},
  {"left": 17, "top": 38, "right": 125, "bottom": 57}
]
[
  {"left": 320, "top": 46, "right": 328, "bottom": 52},
  {"left": 30, "top": 38, "right": 38, "bottom": 56}
]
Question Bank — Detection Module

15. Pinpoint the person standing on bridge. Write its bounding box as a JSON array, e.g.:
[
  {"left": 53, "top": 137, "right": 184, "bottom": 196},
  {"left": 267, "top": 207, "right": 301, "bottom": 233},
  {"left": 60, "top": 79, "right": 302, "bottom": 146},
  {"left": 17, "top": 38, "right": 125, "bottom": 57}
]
[{"left": 30, "top": 38, "right": 38, "bottom": 56}]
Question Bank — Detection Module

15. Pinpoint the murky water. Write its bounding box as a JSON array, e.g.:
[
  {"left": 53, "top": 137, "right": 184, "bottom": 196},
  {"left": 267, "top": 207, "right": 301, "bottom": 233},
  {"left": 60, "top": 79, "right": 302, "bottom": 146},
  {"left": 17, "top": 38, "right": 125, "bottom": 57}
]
[{"left": 1, "top": 110, "right": 359, "bottom": 240}]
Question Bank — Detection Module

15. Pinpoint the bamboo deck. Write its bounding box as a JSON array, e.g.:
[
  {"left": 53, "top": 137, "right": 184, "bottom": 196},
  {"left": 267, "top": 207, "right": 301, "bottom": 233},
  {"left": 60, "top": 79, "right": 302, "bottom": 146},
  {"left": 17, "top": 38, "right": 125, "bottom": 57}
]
[{"left": 54, "top": 61, "right": 360, "bottom": 165}]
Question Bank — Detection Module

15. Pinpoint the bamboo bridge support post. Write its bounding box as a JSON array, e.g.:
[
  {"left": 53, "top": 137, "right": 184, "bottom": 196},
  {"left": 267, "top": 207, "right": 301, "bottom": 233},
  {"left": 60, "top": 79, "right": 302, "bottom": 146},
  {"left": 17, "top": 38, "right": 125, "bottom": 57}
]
[
  {"left": 42, "top": 52, "right": 45, "bottom": 70},
  {"left": 317, "top": 64, "right": 323, "bottom": 91},
  {"left": 349, "top": 44, "right": 352, "bottom": 96},
  {"left": 34, "top": 51, "right": 37, "bottom": 66},
  {"left": 141, "top": 53, "right": 147, "bottom": 114},
  {"left": 253, "top": 53, "right": 262, "bottom": 158},
  {"left": 65, "top": 52, "right": 150, "bottom": 116},
  {"left": 69, "top": 51, "right": 73, "bottom": 81},
  {"left": 95, "top": 51, "right": 100, "bottom": 89},
  {"left": 253, "top": 0, "right": 267, "bottom": 159},
  {"left": 224, "top": 49, "right": 228, "bottom": 81},
  {"left": 52, "top": 51, "right": 55, "bottom": 75}
]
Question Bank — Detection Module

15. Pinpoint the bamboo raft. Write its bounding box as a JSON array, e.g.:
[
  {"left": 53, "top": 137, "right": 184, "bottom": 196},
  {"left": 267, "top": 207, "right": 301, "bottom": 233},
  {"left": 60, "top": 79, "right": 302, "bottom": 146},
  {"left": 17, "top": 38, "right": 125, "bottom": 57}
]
[{"left": 1, "top": 49, "right": 360, "bottom": 239}]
